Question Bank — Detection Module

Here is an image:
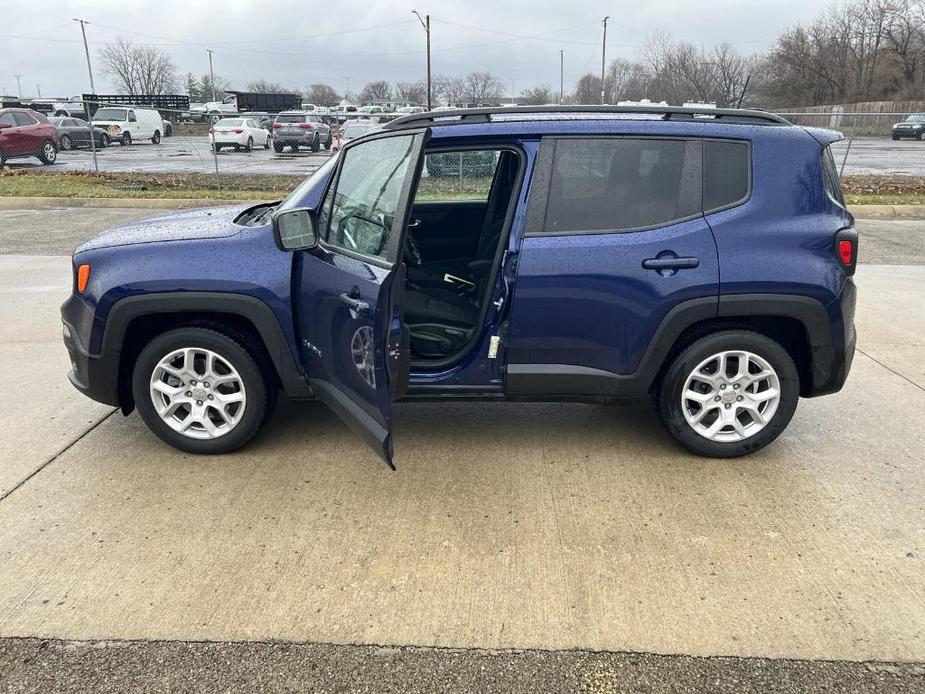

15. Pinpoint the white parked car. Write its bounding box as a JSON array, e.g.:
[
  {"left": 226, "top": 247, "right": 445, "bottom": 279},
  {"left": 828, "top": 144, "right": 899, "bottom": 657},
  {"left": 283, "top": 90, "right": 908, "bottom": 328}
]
[
  {"left": 92, "top": 106, "right": 164, "bottom": 146},
  {"left": 209, "top": 117, "right": 270, "bottom": 152}
]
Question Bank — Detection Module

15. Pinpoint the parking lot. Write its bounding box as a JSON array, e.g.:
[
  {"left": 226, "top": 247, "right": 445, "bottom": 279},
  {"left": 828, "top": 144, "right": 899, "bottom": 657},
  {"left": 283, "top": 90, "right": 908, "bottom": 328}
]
[
  {"left": 0, "top": 205, "right": 922, "bottom": 691},
  {"left": 4, "top": 134, "right": 925, "bottom": 178}
]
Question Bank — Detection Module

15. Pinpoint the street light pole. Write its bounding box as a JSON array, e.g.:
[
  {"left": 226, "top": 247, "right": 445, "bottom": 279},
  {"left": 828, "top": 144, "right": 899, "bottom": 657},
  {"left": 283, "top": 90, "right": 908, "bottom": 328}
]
[
  {"left": 73, "top": 19, "right": 99, "bottom": 175},
  {"left": 412, "top": 10, "right": 432, "bottom": 110},
  {"left": 600, "top": 16, "right": 609, "bottom": 105},
  {"left": 13, "top": 74, "right": 23, "bottom": 99},
  {"left": 35, "top": 83, "right": 41, "bottom": 98},
  {"left": 510, "top": 78, "right": 517, "bottom": 103},
  {"left": 559, "top": 50, "right": 564, "bottom": 104},
  {"left": 206, "top": 49, "right": 216, "bottom": 102},
  {"left": 343, "top": 75, "right": 351, "bottom": 102}
]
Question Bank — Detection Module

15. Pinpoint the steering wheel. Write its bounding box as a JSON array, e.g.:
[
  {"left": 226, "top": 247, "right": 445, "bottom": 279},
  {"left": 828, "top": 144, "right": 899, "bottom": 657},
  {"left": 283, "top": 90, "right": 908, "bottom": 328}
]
[{"left": 404, "top": 228, "right": 423, "bottom": 266}]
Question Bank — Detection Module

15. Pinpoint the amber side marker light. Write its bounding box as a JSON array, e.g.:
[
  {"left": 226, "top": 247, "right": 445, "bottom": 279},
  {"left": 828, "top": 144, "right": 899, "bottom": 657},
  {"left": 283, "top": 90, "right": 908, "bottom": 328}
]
[{"left": 77, "top": 264, "right": 91, "bottom": 292}]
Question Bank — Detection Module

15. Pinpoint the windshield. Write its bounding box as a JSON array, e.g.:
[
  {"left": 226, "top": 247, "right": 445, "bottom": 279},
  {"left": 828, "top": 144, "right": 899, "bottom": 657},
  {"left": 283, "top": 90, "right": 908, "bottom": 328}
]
[
  {"left": 278, "top": 155, "right": 339, "bottom": 213},
  {"left": 905, "top": 114, "right": 925, "bottom": 122},
  {"left": 94, "top": 108, "right": 127, "bottom": 121},
  {"left": 215, "top": 118, "right": 243, "bottom": 127}
]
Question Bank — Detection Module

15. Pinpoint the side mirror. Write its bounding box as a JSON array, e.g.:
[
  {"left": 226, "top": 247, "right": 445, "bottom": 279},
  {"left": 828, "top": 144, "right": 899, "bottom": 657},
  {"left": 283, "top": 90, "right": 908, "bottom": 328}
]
[{"left": 272, "top": 208, "right": 319, "bottom": 252}]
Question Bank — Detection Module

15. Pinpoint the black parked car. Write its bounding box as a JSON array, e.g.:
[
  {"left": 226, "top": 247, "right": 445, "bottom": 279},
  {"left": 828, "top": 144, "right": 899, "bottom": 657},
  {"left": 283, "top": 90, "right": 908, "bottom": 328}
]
[
  {"left": 891, "top": 113, "right": 925, "bottom": 140},
  {"left": 48, "top": 116, "right": 109, "bottom": 149}
]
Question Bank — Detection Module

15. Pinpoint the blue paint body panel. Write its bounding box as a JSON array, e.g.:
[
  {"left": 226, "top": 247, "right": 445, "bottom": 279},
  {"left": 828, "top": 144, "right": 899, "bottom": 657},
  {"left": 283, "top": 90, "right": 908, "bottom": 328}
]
[{"left": 62, "top": 112, "right": 857, "bottom": 435}]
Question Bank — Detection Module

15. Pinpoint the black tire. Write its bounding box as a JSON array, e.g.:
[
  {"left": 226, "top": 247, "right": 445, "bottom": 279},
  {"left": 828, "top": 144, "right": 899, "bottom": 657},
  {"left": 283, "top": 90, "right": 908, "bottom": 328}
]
[
  {"left": 918, "top": 131, "right": 925, "bottom": 141},
  {"left": 151, "top": 130, "right": 161, "bottom": 144},
  {"left": 122, "top": 132, "right": 132, "bottom": 146},
  {"left": 132, "top": 327, "right": 270, "bottom": 455},
  {"left": 60, "top": 134, "right": 72, "bottom": 151},
  {"left": 656, "top": 330, "right": 800, "bottom": 458},
  {"left": 892, "top": 134, "right": 901, "bottom": 141},
  {"left": 38, "top": 139, "right": 57, "bottom": 165},
  {"left": 165, "top": 122, "right": 172, "bottom": 137},
  {"left": 310, "top": 133, "right": 320, "bottom": 152},
  {"left": 264, "top": 136, "right": 270, "bottom": 150},
  {"left": 273, "top": 142, "right": 283, "bottom": 153},
  {"left": 245, "top": 136, "right": 253, "bottom": 152},
  {"left": 291, "top": 144, "right": 299, "bottom": 153},
  {"left": 212, "top": 144, "right": 221, "bottom": 152}
]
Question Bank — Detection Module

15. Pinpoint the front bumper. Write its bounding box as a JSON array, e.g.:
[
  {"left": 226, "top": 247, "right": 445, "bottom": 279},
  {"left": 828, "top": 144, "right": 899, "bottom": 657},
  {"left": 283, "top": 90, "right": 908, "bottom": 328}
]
[{"left": 62, "top": 319, "right": 120, "bottom": 407}]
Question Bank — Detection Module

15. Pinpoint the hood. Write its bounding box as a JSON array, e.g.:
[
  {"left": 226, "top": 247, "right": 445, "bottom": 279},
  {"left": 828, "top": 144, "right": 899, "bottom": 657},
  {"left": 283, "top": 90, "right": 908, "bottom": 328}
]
[{"left": 75, "top": 204, "right": 253, "bottom": 253}]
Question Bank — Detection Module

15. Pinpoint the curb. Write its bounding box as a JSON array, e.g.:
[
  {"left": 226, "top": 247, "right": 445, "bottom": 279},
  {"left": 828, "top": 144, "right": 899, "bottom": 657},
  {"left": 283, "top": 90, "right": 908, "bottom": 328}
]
[
  {"left": 0, "top": 197, "right": 236, "bottom": 209},
  {"left": 848, "top": 204, "right": 925, "bottom": 219}
]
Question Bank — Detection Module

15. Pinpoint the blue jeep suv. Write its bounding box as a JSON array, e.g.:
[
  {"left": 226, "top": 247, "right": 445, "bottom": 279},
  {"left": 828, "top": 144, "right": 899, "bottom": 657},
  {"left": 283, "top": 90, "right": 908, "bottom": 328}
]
[{"left": 61, "top": 105, "right": 857, "bottom": 466}]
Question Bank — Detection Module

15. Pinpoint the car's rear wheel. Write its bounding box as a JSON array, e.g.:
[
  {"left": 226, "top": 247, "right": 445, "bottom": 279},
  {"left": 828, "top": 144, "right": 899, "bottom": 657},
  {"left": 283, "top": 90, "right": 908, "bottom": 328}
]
[
  {"left": 38, "top": 140, "right": 57, "bottom": 165},
  {"left": 122, "top": 132, "right": 132, "bottom": 146},
  {"left": 132, "top": 327, "right": 270, "bottom": 454},
  {"left": 151, "top": 130, "right": 161, "bottom": 144},
  {"left": 245, "top": 136, "right": 253, "bottom": 152},
  {"left": 264, "top": 136, "right": 270, "bottom": 149},
  {"left": 311, "top": 133, "right": 320, "bottom": 152},
  {"left": 657, "top": 330, "right": 799, "bottom": 458},
  {"left": 59, "top": 134, "right": 73, "bottom": 151}
]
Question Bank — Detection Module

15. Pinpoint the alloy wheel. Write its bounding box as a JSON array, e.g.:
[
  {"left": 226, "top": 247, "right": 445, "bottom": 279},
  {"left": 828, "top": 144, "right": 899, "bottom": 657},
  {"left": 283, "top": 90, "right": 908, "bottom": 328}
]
[
  {"left": 681, "top": 350, "right": 781, "bottom": 443},
  {"left": 149, "top": 347, "right": 247, "bottom": 439}
]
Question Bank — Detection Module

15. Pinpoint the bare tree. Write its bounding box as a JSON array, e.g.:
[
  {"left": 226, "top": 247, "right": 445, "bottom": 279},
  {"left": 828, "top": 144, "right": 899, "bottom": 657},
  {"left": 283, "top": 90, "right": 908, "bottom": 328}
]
[
  {"left": 246, "top": 80, "right": 293, "bottom": 94},
  {"left": 574, "top": 74, "right": 602, "bottom": 104},
  {"left": 99, "top": 37, "right": 178, "bottom": 95},
  {"left": 434, "top": 74, "right": 466, "bottom": 105},
  {"left": 607, "top": 58, "right": 650, "bottom": 102},
  {"left": 304, "top": 84, "right": 340, "bottom": 106},
  {"left": 461, "top": 72, "right": 504, "bottom": 104},
  {"left": 358, "top": 80, "right": 391, "bottom": 102},
  {"left": 520, "top": 85, "right": 552, "bottom": 105},
  {"left": 394, "top": 80, "right": 426, "bottom": 104}
]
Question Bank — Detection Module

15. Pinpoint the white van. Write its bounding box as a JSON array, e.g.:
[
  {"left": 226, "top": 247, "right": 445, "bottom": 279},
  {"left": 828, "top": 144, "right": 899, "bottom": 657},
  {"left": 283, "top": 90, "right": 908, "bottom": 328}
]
[{"left": 91, "top": 106, "right": 163, "bottom": 145}]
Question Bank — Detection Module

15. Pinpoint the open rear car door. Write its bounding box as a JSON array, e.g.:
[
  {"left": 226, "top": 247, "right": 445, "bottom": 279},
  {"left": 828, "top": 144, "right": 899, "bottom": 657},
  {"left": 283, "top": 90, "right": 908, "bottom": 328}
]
[{"left": 272, "top": 128, "right": 429, "bottom": 468}]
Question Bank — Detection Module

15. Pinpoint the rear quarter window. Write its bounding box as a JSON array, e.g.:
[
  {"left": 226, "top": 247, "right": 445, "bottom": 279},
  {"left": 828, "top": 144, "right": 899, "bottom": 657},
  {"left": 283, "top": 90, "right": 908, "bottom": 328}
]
[
  {"left": 703, "top": 140, "right": 750, "bottom": 213},
  {"left": 822, "top": 145, "right": 845, "bottom": 206}
]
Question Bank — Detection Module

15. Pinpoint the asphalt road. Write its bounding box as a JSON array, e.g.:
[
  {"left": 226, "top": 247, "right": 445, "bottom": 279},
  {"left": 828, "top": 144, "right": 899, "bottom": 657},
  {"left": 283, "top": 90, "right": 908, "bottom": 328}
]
[
  {"left": 2, "top": 135, "right": 924, "bottom": 177},
  {"left": 0, "top": 206, "right": 923, "bottom": 692}
]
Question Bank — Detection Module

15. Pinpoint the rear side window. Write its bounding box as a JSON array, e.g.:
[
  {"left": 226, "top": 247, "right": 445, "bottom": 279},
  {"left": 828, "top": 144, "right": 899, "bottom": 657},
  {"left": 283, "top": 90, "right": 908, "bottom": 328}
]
[
  {"left": 545, "top": 138, "right": 699, "bottom": 233},
  {"left": 822, "top": 145, "right": 845, "bottom": 206},
  {"left": 703, "top": 140, "right": 750, "bottom": 212}
]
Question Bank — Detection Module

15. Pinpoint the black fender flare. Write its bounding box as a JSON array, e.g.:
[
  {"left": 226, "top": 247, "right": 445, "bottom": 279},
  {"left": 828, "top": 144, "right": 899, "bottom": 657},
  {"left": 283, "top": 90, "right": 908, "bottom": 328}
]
[{"left": 101, "top": 292, "right": 311, "bottom": 399}]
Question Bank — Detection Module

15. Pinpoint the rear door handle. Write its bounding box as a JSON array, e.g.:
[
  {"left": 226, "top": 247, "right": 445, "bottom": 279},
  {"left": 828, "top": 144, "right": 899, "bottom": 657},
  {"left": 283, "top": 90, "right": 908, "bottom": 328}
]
[{"left": 642, "top": 256, "right": 700, "bottom": 276}]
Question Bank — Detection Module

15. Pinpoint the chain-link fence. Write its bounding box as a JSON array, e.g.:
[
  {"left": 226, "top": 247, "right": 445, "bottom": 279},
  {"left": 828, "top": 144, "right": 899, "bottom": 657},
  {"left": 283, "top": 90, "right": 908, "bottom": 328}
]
[{"left": 3, "top": 102, "right": 924, "bottom": 200}]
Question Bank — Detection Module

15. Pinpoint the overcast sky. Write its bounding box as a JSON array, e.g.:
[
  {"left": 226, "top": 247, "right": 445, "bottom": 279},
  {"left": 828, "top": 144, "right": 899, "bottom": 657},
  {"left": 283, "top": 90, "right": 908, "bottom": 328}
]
[{"left": 3, "top": 0, "right": 831, "bottom": 100}]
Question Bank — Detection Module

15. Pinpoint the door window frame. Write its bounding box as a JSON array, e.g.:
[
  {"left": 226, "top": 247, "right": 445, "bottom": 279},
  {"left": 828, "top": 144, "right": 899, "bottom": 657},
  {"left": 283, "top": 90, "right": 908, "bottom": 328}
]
[
  {"left": 525, "top": 135, "right": 709, "bottom": 237},
  {"left": 316, "top": 129, "right": 428, "bottom": 269}
]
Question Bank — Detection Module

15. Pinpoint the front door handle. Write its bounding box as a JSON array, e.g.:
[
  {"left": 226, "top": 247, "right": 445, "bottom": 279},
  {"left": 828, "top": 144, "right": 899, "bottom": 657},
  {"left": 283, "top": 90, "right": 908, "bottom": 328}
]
[
  {"left": 338, "top": 292, "right": 370, "bottom": 314},
  {"left": 642, "top": 254, "right": 700, "bottom": 277}
]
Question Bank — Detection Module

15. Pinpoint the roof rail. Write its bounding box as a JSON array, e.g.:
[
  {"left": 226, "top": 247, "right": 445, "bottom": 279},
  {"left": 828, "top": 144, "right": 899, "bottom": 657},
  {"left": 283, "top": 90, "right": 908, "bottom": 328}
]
[{"left": 383, "top": 104, "right": 791, "bottom": 130}]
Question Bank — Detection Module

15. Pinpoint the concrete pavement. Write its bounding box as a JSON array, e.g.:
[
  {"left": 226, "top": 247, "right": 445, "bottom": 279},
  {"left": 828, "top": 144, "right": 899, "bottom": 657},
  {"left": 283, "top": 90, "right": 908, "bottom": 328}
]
[{"left": 0, "top": 207, "right": 923, "bottom": 689}]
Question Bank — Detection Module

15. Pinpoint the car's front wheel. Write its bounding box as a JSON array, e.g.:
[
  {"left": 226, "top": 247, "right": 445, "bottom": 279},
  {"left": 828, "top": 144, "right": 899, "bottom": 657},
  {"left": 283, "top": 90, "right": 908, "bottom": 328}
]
[
  {"left": 60, "top": 134, "right": 73, "bottom": 151},
  {"left": 657, "top": 330, "right": 799, "bottom": 457},
  {"left": 132, "top": 327, "right": 270, "bottom": 454}
]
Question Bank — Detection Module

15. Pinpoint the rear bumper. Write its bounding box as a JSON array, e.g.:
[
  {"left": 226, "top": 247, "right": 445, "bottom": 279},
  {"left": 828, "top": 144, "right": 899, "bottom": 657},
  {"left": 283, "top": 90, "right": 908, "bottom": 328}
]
[{"left": 806, "top": 278, "right": 857, "bottom": 397}]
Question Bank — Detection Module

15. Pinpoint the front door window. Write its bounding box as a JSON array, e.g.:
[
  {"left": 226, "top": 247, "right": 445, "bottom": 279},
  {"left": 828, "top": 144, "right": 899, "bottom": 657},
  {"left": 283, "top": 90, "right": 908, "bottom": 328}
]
[{"left": 320, "top": 135, "right": 417, "bottom": 261}]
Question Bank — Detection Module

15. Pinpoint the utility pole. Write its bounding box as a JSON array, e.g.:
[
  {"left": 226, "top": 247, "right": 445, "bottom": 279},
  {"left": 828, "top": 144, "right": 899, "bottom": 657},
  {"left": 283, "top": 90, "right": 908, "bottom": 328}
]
[
  {"left": 72, "top": 19, "right": 99, "bottom": 175},
  {"left": 13, "top": 74, "right": 23, "bottom": 99},
  {"left": 35, "top": 83, "right": 41, "bottom": 98},
  {"left": 412, "top": 11, "right": 432, "bottom": 110},
  {"left": 509, "top": 78, "right": 517, "bottom": 103},
  {"left": 206, "top": 49, "right": 216, "bottom": 102},
  {"left": 559, "top": 50, "right": 564, "bottom": 104},
  {"left": 343, "top": 75, "right": 351, "bottom": 102},
  {"left": 600, "top": 16, "right": 609, "bottom": 105}
]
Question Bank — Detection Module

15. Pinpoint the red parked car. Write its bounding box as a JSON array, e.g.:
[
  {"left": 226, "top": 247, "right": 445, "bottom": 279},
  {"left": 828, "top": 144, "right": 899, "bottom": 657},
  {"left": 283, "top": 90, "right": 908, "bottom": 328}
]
[{"left": 0, "top": 108, "right": 60, "bottom": 166}]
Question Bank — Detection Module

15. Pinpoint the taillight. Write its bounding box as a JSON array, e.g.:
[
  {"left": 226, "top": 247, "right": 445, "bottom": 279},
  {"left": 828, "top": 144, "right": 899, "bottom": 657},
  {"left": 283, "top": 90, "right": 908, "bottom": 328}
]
[
  {"left": 834, "top": 227, "right": 858, "bottom": 275},
  {"left": 232, "top": 127, "right": 244, "bottom": 134},
  {"left": 298, "top": 122, "right": 313, "bottom": 129},
  {"left": 273, "top": 123, "right": 282, "bottom": 128}
]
